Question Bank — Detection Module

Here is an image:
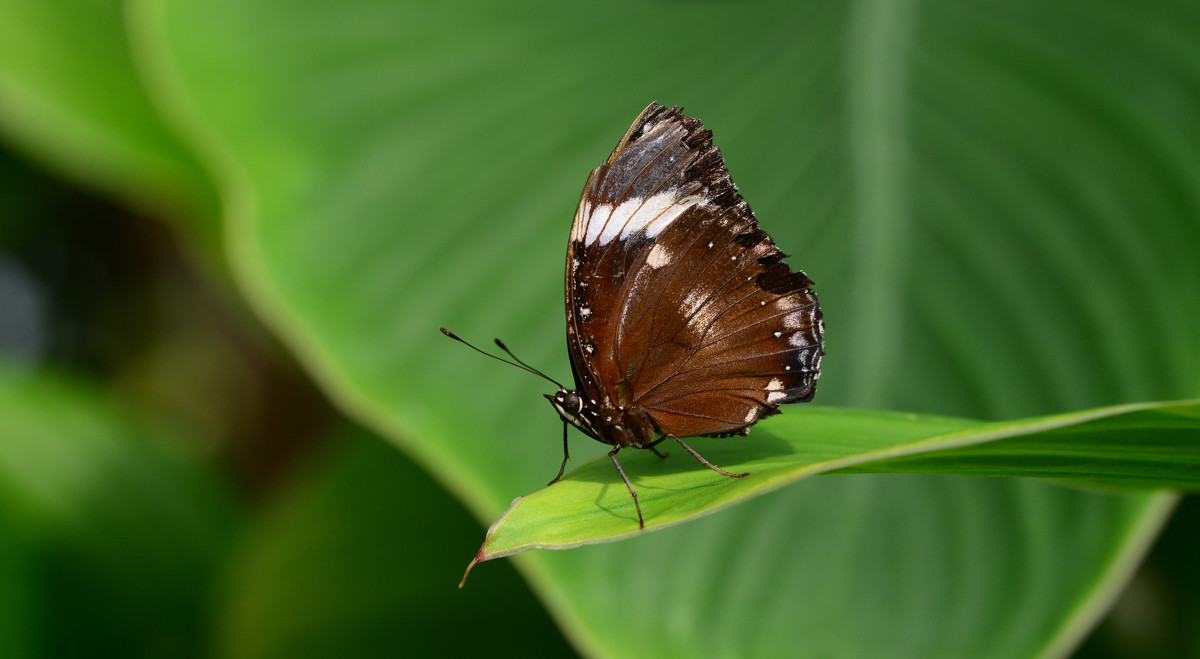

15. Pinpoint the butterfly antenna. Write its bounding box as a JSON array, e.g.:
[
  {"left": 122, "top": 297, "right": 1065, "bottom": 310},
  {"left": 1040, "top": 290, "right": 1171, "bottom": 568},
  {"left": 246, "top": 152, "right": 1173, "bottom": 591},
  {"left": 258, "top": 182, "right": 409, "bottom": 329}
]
[
  {"left": 439, "top": 327, "right": 565, "bottom": 389},
  {"left": 492, "top": 337, "right": 560, "bottom": 383}
]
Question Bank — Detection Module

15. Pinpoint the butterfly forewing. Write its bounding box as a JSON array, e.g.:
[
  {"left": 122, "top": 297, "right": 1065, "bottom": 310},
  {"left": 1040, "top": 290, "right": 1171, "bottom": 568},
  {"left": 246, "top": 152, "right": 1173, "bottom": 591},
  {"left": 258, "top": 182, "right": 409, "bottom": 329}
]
[
  {"left": 565, "top": 106, "right": 712, "bottom": 412},
  {"left": 565, "top": 103, "right": 823, "bottom": 442}
]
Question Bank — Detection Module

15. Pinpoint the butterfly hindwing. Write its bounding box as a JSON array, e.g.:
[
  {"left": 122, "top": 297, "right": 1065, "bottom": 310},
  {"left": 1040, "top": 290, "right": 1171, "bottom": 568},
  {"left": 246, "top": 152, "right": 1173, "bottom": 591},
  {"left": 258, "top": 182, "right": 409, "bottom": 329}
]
[{"left": 623, "top": 212, "right": 821, "bottom": 436}]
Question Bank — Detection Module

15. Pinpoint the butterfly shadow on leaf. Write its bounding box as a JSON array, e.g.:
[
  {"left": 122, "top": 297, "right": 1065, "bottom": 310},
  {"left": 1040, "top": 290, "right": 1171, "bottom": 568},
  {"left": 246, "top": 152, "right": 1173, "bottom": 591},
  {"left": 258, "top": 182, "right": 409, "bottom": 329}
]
[
  {"left": 575, "top": 433, "right": 794, "bottom": 527},
  {"left": 561, "top": 432, "right": 795, "bottom": 487}
]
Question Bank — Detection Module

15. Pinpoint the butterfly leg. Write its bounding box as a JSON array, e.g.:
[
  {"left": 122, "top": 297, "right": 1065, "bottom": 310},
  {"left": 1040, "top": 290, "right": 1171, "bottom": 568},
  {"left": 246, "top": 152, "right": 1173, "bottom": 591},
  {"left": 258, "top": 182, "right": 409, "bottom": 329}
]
[
  {"left": 646, "top": 436, "right": 670, "bottom": 459},
  {"left": 547, "top": 421, "right": 570, "bottom": 486},
  {"left": 609, "top": 447, "right": 644, "bottom": 529},
  {"left": 669, "top": 435, "right": 749, "bottom": 478}
]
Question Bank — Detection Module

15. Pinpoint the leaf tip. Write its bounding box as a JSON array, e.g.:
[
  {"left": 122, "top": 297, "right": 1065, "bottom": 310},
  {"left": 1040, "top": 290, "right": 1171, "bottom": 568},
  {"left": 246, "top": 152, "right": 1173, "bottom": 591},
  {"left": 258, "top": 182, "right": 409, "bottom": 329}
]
[
  {"left": 458, "top": 548, "right": 487, "bottom": 588},
  {"left": 460, "top": 496, "right": 528, "bottom": 587}
]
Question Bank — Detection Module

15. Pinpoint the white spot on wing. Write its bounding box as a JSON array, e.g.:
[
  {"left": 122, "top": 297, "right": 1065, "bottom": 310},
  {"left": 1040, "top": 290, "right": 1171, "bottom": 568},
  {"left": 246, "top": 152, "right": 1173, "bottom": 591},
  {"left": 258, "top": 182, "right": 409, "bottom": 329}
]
[
  {"left": 572, "top": 200, "right": 592, "bottom": 242},
  {"left": 583, "top": 191, "right": 704, "bottom": 246},
  {"left": 766, "top": 378, "right": 786, "bottom": 404},
  {"left": 646, "top": 242, "right": 672, "bottom": 269},
  {"left": 681, "top": 289, "right": 705, "bottom": 316},
  {"left": 642, "top": 193, "right": 702, "bottom": 239},
  {"left": 784, "top": 312, "right": 804, "bottom": 329},
  {"left": 680, "top": 287, "right": 717, "bottom": 339},
  {"left": 583, "top": 202, "right": 611, "bottom": 244},
  {"left": 686, "top": 303, "right": 718, "bottom": 337},
  {"left": 597, "top": 197, "right": 644, "bottom": 245},
  {"left": 744, "top": 408, "right": 758, "bottom": 423}
]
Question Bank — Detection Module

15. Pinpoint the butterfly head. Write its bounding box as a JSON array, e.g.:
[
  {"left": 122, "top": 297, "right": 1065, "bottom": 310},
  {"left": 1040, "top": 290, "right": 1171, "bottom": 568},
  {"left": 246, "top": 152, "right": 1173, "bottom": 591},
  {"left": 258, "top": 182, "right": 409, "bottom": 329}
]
[{"left": 546, "top": 389, "right": 599, "bottom": 439}]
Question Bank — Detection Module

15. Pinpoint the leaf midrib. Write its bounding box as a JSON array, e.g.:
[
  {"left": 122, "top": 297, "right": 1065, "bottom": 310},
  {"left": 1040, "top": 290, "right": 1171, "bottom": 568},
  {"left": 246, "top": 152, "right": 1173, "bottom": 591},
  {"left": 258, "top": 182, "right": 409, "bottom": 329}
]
[{"left": 845, "top": 0, "right": 921, "bottom": 407}]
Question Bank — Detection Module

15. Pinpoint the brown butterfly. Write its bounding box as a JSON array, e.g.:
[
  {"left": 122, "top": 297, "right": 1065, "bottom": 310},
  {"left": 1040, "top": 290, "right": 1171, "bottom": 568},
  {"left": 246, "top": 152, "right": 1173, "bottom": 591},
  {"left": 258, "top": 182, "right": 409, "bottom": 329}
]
[{"left": 443, "top": 102, "right": 823, "bottom": 529}]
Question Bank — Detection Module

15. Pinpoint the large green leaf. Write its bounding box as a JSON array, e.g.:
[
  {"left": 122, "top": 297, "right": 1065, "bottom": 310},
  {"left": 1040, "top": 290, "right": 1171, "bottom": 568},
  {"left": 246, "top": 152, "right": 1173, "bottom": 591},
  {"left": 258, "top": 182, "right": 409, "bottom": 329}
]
[
  {"left": 0, "top": 0, "right": 217, "bottom": 232},
  {"left": 475, "top": 401, "right": 1199, "bottom": 561},
  {"left": 0, "top": 365, "right": 236, "bottom": 657},
  {"left": 134, "top": 0, "right": 1199, "bottom": 657}
]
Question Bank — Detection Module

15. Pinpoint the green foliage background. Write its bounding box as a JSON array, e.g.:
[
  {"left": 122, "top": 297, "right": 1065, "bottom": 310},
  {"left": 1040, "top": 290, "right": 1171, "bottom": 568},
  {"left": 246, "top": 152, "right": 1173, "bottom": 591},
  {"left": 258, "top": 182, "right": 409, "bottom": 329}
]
[{"left": 0, "top": 0, "right": 1197, "bottom": 657}]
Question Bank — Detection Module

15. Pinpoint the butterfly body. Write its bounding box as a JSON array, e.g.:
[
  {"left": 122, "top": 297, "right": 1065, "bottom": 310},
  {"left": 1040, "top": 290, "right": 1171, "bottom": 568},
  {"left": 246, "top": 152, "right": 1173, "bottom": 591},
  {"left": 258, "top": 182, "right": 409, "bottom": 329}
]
[{"left": 546, "top": 389, "right": 657, "bottom": 448}]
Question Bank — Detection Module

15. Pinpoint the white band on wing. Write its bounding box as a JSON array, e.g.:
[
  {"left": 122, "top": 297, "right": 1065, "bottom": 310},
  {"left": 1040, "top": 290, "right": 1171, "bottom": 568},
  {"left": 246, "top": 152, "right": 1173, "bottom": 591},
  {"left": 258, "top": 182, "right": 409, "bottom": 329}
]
[{"left": 579, "top": 190, "right": 704, "bottom": 246}]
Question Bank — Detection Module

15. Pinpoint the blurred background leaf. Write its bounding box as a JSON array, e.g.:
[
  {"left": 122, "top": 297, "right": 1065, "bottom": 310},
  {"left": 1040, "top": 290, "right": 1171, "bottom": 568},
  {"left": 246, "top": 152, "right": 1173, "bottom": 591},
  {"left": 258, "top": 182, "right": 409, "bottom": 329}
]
[
  {"left": 0, "top": 0, "right": 1196, "bottom": 657},
  {"left": 0, "top": 0, "right": 218, "bottom": 243},
  {"left": 215, "top": 426, "right": 573, "bottom": 659},
  {"left": 0, "top": 364, "right": 235, "bottom": 657},
  {"left": 0, "top": 138, "right": 573, "bottom": 657}
]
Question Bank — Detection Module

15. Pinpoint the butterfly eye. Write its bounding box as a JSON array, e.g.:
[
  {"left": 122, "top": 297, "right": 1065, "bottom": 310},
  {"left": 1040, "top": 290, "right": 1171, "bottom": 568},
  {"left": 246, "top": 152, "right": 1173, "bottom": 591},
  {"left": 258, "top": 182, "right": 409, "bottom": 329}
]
[{"left": 562, "top": 392, "right": 583, "bottom": 415}]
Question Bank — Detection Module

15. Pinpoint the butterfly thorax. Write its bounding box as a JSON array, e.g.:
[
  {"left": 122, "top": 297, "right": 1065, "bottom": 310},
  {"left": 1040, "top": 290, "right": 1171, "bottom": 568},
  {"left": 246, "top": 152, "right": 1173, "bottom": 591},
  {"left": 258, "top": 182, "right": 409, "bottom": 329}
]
[{"left": 545, "top": 389, "right": 656, "bottom": 448}]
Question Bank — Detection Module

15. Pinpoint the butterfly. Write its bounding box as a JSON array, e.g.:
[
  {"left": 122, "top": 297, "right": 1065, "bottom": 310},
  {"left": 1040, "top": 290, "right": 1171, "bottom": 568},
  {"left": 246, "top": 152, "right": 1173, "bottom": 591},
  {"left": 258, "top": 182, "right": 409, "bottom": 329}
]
[{"left": 443, "top": 102, "right": 823, "bottom": 529}]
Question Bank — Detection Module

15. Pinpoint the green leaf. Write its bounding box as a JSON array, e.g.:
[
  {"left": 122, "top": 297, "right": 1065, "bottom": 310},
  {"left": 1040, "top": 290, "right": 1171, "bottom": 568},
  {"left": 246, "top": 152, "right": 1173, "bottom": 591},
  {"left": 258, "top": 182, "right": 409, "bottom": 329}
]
[
  {"left": 0, "top": 517, "right": 35, "bottom": 658},
  {"left": 0, "top": 0, "right": 217, "bottom": 230},
  {"left": 0, "top": 364, "right": 236, "bottom": 657},
  {"left": 134, "top": 0, "right": 1200, "bottom": 656},
  {"left": 539, "top": 478, "right": 1171, "bottom": 659},
  {"left": 474, "top": 401, "right": 1199, "bottom": 561}
]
